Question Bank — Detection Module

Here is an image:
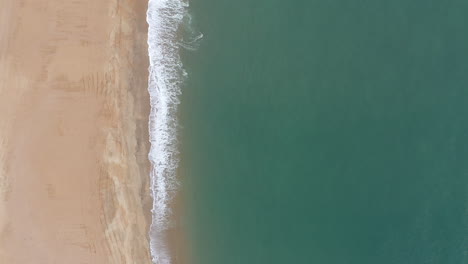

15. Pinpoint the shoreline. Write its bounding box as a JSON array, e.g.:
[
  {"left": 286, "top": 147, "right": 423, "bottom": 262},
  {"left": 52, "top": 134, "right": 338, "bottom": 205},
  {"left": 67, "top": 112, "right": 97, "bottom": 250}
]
[
  {"left": 145, "top": 0, "right": 191, "bottom": 262},
  {"left": 0, "top": 0, "right": 153, "bottom": 263}
]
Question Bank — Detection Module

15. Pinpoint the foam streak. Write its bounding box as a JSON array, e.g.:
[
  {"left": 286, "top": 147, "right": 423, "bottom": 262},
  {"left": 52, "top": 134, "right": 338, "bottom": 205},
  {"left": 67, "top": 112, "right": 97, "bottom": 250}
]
[{"left": 146, "top": 0, "right": 187, "bottom": 263}]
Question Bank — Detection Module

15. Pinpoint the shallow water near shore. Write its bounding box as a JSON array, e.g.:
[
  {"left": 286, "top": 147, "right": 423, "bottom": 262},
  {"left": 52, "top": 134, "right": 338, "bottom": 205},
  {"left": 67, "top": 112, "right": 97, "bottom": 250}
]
[{"left": 178, "top": 0, "right": 468, "bottom": 263}]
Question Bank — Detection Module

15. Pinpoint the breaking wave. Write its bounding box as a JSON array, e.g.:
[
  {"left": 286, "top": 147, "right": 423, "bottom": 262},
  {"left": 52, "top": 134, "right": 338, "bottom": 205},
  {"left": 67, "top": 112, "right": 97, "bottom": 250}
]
[{"left": 146, "top": 0, "right": 201, "bottom": 263}]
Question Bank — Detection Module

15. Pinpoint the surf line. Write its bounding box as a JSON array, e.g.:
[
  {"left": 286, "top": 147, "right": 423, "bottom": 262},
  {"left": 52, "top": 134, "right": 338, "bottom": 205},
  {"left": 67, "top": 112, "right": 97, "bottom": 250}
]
[{"left": 147, "top": 0, "right": 187, "bottom": 263}]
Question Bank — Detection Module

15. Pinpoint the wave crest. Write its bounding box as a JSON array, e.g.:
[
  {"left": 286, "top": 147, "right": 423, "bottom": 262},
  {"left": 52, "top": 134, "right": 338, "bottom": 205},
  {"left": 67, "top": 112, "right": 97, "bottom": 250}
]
[{"left": 146, "top": 0, "right": 191, "bottom": 263}]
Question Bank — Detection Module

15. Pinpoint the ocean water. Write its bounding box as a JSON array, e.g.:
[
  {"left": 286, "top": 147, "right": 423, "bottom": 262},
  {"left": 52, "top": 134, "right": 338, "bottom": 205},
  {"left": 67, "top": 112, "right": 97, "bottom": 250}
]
[{"left": 175, "top": 0, "right": 468, "bottom": 264}]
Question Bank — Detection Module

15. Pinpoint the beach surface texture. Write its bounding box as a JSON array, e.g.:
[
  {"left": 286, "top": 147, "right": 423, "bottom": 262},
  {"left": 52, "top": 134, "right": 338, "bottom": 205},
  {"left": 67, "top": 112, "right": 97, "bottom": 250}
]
[{"left": 0, "top": 0, "right": 153, "bottom": 263}]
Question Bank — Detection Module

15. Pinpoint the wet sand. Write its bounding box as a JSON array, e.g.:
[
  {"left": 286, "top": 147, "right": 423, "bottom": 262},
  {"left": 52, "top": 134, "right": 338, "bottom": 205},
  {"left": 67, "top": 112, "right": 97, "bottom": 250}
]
[{"left": 0, "top": 0, "right": 152, "bottom": 263}]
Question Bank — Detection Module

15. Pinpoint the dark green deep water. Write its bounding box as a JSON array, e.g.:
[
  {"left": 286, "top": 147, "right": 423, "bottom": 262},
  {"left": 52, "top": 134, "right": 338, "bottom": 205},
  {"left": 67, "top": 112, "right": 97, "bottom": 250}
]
[{"left": 179, "top": 1, "right": 468, "bottom": 263}]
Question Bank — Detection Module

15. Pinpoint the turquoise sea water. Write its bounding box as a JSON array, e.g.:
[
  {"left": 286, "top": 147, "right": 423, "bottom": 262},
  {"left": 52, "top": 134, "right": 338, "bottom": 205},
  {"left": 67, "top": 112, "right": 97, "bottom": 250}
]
[{"left": 179, "top": 1, "right": 468, "bottom": 263}]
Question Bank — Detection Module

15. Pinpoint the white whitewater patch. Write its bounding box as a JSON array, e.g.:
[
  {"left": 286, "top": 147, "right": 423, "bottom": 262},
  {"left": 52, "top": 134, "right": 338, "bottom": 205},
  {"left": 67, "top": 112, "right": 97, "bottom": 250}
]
[{"left": 146, "top": 0, "right": 201, "bottom": 263}]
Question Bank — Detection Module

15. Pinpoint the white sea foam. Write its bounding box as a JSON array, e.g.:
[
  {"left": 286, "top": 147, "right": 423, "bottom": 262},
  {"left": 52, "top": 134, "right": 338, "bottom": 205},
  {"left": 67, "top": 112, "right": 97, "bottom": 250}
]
[{"left": 146, "top": 0, "right": 200, "bottom": 263}]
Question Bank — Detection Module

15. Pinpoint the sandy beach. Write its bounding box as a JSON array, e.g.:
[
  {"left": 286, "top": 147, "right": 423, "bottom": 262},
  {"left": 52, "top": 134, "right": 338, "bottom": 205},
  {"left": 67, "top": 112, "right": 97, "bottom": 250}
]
[{"left": 0, "top": 0, "right": 152, "bottom": 263}]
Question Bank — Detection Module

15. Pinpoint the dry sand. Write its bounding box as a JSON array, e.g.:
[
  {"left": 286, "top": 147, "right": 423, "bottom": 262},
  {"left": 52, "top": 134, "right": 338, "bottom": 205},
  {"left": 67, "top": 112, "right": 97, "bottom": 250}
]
[{"left": 0, "top": 0, "right": 153, "bottom": 263}]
